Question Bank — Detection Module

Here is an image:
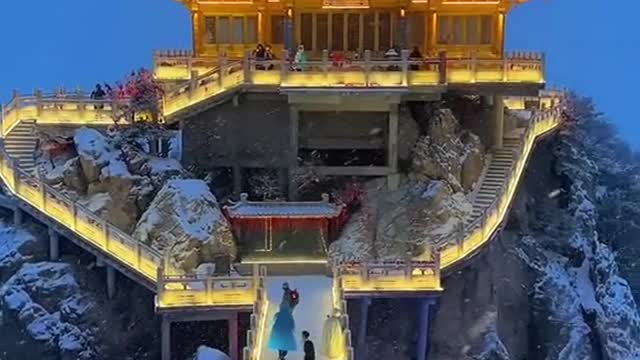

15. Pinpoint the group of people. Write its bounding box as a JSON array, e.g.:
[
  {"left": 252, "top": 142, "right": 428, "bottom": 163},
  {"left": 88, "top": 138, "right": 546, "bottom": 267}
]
[
  {"left": 252, "top": 43, "right": 276, "bottom": 70},
  {"left": 268, "top": 282, "right": 346, "bottom": 360}
]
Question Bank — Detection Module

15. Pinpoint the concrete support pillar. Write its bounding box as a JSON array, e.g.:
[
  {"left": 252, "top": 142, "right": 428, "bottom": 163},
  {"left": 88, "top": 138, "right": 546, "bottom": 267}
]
[
  {"left": 161, "top": 316, "right": 171, "bottom": 360},
  {"left": 96, "top": 256, "right": 105, "bottom": 267},
  {"left": 288, "top": 106, "right": 299, "bottom": 201},
  {"left": 356, "top": 297, "right": 371, "bottom": 357},
  {"left": 229, "top": 312, "right": 239, "bottom": 360},
  {"left": 493, "top": 95, "right": 505, "bottom": 149},
  {"left": 48, "top": 228, "right": 59, "bottom": 261},
  {"left": 106, "top": 265, "right": 116, "bottom": 299},
  {"left": 13, "top": 207, "right": 22, "bottom": 227},
  {"left": 416, "top": 299, "right": 432, "bottom": 360}
]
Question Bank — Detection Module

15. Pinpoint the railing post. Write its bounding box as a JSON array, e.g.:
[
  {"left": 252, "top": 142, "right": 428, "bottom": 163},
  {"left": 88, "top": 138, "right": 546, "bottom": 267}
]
[
  {"left": 35, "top": 89, "right": 43, "bottom": 117},
  {"left": 502, "top": 54, "right": 509, "bottom": 82},
  {"left": 244, "top": 50, "right": 252, "bottom": 84},
  {"left": 39, "top": 174, "right": 46, "bottom": 209},
  {"left": 12, "top": 90, "right": 21, "bottom": 126},
  {"left": 364, "top": 50, "right": 371, "bottom": 86},
  {"left": 438, "top": 51, "right": 447, "bottom": 85},
  {"left": 540, "top": 53, "right": 546, "bottom": 83},
  {"left": 76, "top": 89, "right": 86, "bottom": 113},
  {"left": 281, "top": 49, "right": 289, "bottom": 84},
  {"left": 470, "top": 52, "right": 477, "bottom": 83},
  {"left": 218, "top": 52, "right": 227, "bottom": 88},
  {"left": 322, "top": 49, "right": 329, "bottom": 86},
  {"left": 401, "top": 49, "right": 410, "bottom": 86},
  {"left": 207, "top": 278, "right": 214, "bottom": 304},
  {"left": 71, "top": 201, "right": 78, "bottom": 231},
  {"left": 157, "top": 266, "right": 165, "bottom": 301},
  {"left": 189, "top": 70, "right": 198, "bottom": 99},
  {"left": 102, "top": 220, "right": 109, "bottom": 249}
]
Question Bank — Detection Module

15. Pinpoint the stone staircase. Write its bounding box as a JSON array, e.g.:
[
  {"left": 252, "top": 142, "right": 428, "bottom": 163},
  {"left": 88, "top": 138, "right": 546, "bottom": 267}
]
[
  {"left": 3, "top": 119, "right": 38, "bottom": 175},
  {"left": 465, "top": 133, "right": 521, "bottom": 228}
]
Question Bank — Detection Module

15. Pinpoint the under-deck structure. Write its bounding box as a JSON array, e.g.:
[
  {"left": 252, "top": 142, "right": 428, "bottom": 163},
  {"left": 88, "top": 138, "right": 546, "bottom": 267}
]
[{"left": 0, "top": 0, "right": 564, "bottom": 359}]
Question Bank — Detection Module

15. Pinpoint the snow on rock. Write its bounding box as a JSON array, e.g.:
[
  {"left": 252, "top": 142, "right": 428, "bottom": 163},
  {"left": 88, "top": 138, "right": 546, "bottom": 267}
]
[
  {"left": 75, "top": 127, "right": 120, "bottom": 183},
  {"left": 0, "top": 224, "right": 39, "bottom": 273},
  {"left": 0, "top": 262, "right": 96, "bottom": 359},
  {"left": 192, "top": 345, "right": 231, "bottom": 360},
  {"left": 411, "top": 108, "right": 485, "bottom": 192},
  {"left": 133, "top": 179, "right": 237, "bottom": 272}
]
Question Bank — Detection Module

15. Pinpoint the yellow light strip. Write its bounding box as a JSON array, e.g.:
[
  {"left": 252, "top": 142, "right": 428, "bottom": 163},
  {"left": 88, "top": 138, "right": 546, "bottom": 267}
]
[{"left": 254, "top": 297, "right": 269, "bottom": 360}]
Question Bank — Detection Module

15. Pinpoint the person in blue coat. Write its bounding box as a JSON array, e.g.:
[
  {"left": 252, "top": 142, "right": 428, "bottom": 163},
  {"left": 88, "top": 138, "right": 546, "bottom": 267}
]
[{"left": 268, "top": 301, "right": 297, "bottom": 359}]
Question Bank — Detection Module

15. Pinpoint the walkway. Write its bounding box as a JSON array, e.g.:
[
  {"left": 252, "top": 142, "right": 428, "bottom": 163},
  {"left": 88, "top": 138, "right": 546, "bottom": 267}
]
[{"left": 259, "top": 276, "right": 334, "bottom": 360}]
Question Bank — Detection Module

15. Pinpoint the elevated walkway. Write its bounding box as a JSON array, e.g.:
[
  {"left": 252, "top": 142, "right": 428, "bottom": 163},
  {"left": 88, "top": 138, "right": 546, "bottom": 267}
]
[{"left": 1, "top": 87, "right": 563, "bottom": 360}]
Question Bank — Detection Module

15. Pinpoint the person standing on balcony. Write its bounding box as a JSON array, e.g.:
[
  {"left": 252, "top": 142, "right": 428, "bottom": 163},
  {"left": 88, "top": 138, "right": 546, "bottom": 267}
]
[
  {"left": 294, "top": 44, "right": 307, "bottom": 71},
  {"left": 409, "top": 46, "right": 423, "bottom": 71},
  {"left": 265, "top": 44, "right": 275, "bottom": 70},
  {"left": 254, "top": 44, "right": 266, "bottom": 70},
  {"left": 90, "top": 84, "right": 106, "bottom": 109}
]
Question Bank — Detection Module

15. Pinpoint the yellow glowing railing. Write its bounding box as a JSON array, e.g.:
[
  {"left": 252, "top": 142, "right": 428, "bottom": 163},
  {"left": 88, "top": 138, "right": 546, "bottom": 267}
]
[
  {"left": 0, "top": 141, "right": 257, "bottom": 309},
  {"left": 336, "top": 254, "right": 442, "bottom": 293},
  {"left": 161, "top": 50, "right": 544, "bottom": 119},
  {"left": 157, "top": 268, "right": 261, "bottom": 308},
  {"left": 153, "top": 50, "right": 219, "bottom": 81},
  {"left": 439, "top": 103, "right": 564, "bottom": 269},
  {"left": 1, "top": 90, "right": 130, "bottom": 136},
  {"left": 332, "top": 276, "right": 356, "bottom": 360},
  {"left": 242, "top": 266, "right": 268, "bottom": 360}
]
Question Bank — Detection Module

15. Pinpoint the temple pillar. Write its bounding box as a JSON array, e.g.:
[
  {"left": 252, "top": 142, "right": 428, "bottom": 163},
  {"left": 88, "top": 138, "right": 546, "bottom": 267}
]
[
  {"left": 387, "top": 105, "right": 399, "bottom": 190},
  {"left": 285, "top": 12, "right": 294, "bottom": 52},
  {"left": 416, "top": 298, "right": 432, "bottom": 360},
  {"left": 161, "top": 316, "right": 171, "bottom": 360},
  {"left": 357, "top": 297, "right": 371, "bottom": 357},
  {"left": 492, "top": 95, "right": 505, "bottom": 149},
  {"left": 48, "top": 228, "right": 59, "bottom": 261},
  {"left": 106, "top": 265, "right": 116, "bottom": 299},
  {"left": 229, "top": 312, "right": 239, "bottom": 360},
  {"left": 398, "top": 12, "right": 407, "bottom": 50},
  {"left": 13, "top": 207, "right": 22, "bottom": 227},
  {"left": 288, "top": 106, "right": 299, "bottom": 200}
]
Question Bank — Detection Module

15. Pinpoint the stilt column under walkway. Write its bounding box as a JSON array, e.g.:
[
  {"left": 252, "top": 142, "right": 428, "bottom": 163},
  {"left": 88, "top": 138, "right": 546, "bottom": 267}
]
[
  {"left": 356, "top": 297, "right": 371, "bottom": 357},
  {"left": 161, "top": 316, "right": 171, "bottom": 360},
  {"left": 228, "top": 312, "right": 239, "bottom": 360},
  {"left": 48, "top": 228, "right": 59, "bottom": 261},
  {"left": 416, "top": 298, "right": 436, "bottom": 360},
  {"left": 13, "top": 207, "right": 22, "bottom": 227},
  {"left": 106, "top": 265, "right": 116, "bottom": 299}
]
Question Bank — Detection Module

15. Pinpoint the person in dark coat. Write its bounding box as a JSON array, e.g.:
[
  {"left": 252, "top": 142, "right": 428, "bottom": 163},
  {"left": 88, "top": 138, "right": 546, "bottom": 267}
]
[{"left": 302, "top": 330, "right": 315, "bottom": 360}]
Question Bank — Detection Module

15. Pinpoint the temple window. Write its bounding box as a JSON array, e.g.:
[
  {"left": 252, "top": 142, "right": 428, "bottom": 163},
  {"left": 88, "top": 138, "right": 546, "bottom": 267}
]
[
  {"left": 363, "top": 13, "right": 375, "bottom": 50},
  {"left": 203, "top": 15, "right": 259, "bottom": 45},
  {"left": 271, "top": 15, "right": 285, "bottom": 44},
  {"left": 205, "top": 17, "right": 217, "bottom": 44},
  {"left": 407, "top": 12, "right": 425, "bottom": 50},
  {"left": 347, "top": 13, "right": 360, "bottom": 51},
  {"left": 317, "top": 14, "right": 329, "bottom": 50},
  {"left": 331, "top": 13, "right": 344, "bottom": 50},
  {"left": 437, "top": 15, "right": 493, "bottom": 45},
  {"left": 301, "top": 13, "right": 313, "bottom": 49},
  {"left": 378, "top": 12, "right": 391, "bottom": 50}
]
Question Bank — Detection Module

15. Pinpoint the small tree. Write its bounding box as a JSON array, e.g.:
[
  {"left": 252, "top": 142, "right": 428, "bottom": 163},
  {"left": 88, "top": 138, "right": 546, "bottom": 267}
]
[{"left": 111, "top": 69, "right": 164, "bottom": 125}]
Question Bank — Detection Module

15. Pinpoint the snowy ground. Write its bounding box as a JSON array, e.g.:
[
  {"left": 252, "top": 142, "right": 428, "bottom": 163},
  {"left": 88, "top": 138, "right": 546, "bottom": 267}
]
[{"left": 260, "top": 275, "right": 333, "bottom": 360}]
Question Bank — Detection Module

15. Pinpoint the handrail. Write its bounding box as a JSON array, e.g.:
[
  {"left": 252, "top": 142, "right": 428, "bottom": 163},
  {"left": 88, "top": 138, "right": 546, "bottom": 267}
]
[
  {"left": 438, "top": 100, "right": 564, "bottom": 269},
  {"left": 242, "top": 265, "right": 268, "bottom": 360},
  {"left": 0, "top": 129, "right": 258, "bottom": 309}
]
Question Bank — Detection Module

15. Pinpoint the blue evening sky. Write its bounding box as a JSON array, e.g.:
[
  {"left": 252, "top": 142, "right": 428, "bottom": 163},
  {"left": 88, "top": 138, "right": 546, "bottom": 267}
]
[{"left": 0, "top": 1, "right": 636, "bottom": 144}]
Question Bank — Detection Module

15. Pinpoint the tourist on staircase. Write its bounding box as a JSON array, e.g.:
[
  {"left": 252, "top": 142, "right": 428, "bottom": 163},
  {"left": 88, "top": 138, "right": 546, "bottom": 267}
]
[
  {"left": 321, "top": 308, "right": 345, "bottom": 360},
  {"left": 268, "top": 283, "right": 299, "bottom": 359},
  {"left": 302, "top": 330, "right": 316, "bottom": 360}
]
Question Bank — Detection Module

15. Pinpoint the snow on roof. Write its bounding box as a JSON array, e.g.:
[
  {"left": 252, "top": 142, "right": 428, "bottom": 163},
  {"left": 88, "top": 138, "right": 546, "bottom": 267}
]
[{"left": 225, "top": 196, "right": 343, "bottom": 218}]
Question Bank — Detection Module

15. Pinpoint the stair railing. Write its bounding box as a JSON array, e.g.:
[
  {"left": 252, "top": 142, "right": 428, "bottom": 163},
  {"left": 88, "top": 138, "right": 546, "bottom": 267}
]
[
  {"left": 0, "top": 123, "right": 259, "bottom": 308},
  {"left": 439, "top": 100, "right": 564, "bottom": 269},
  {"left": 242, "top": 265, "right": 268, "bottom": 360}
]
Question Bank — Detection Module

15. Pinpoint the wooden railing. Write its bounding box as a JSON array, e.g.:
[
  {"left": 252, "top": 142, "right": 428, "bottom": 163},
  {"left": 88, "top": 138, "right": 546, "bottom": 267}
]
[
  {"left": 0, "top": 140, "right": 257, "bottom": 309},
  {"left": 1, "top": 89, "right": 130, "bottom": 136},
  {"left": 439, "top": 102, "right": 564, "bottom": 269}
]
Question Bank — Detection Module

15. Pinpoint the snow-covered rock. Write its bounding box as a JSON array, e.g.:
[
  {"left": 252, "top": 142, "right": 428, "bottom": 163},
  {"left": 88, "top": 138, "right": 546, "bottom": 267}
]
[
  {"left": 133, "top": 179, "right": 237, "bottom": 272},
  {"left": 192, "top": 345, "right": 231, "bottom": 360},
  {"left": 411, "top": 108, "right": 485, "bottom": 192},
  {"left": 0, "top": 224, "right": 40, "bottom": 276},
  {"left": 0, "top": 262, "right": 96, "bottom": 359}
]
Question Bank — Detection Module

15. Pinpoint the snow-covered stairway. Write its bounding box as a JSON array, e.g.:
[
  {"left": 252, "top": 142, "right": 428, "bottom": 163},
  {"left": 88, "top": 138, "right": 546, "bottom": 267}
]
[
  {"left": 465, "top": 133, "right": 521, "bottom": 227},
  {"left": 3, "top": 120, "right": 38, "bottom": 175}
]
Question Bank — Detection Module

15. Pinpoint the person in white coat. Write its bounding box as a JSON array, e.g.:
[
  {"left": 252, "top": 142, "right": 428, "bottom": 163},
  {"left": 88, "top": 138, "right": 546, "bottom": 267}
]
[{"left": 321, "top": 308, "right": 345, "bottom": 360}]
